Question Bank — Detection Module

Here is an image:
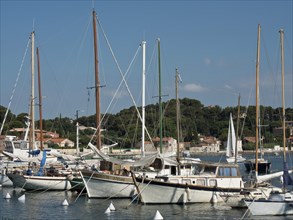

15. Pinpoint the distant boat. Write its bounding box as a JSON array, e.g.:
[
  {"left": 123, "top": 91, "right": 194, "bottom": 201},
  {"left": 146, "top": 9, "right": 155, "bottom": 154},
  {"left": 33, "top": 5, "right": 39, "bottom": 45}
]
[
  {"left": 244, "top": 158, "right": 271, "bottom": 173},
  {"left": 226, "top": 113, "right": 245, "bottom": 163},
  {"left": 244, "top": 27, "right": 293, "bottom": 217}
]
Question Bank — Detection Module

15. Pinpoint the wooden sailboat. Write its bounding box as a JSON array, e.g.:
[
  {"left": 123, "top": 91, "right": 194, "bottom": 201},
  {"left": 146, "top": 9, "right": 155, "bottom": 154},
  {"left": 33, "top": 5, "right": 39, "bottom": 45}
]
[
  {"left": 133, "top": 68, "right": 247, "bottom": 205},
  {"left": 80, "top": 15, "right": 143, "bottom": 197},
  {"left": 80, "top": 12, "right": 163, "bottom": 198},
  {"left": 80, "top": 34, "right": 193, "bottom": 198},
  {"left": 244, "top": 24, "right": 271, "bottom": 174},
  {"left": 244, "top": 28, "right": 293, "bottom": 216}
]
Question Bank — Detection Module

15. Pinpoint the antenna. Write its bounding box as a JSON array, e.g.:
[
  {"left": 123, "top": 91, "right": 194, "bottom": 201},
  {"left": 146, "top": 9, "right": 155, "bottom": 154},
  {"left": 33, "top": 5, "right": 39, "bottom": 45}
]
[
  {"left": 92, "top": 0, "right": 95, "bottom": 10},
  {"left": 32, "top": 18, "right": 35, "bottom": 31}
]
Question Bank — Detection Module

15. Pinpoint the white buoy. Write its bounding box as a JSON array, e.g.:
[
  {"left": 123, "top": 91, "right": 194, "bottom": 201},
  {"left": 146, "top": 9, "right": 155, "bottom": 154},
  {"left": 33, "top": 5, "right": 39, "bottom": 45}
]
[
  {"left": 4, "top": 192, "right": 11, "bottom": 199},
  {"left": 18, "top": 194, "right": 25, "bottom": 202},
  {"left": 153, "top": 210, "right": 164, "bottom": 220},
  {"left": 212, "top": 192, "right": 218, "bottom": 203},
  {"left": 109, "top": 202, "right": 115, "bottom": 211},
  {"left": 105, "top": 207, "right": 111, "bottom": 214},
  {"left": 62, "top": 199, "right": 69, "bottom": 206}
]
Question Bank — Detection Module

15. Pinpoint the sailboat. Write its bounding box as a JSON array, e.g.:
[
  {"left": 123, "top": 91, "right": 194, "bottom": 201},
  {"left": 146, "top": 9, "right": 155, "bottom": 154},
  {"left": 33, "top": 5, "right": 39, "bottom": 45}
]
[
  {"left": 79, "top": 12, "right": 173, "bottom": 198},
  {"left": 6, "top": 32, "right": 73, "bottom": 191},
  {"left": 244, "top": 24, "right": 271, "bottom": 174},
  {"left": 226, "top": 113, "right": 245, "bottom": 163},
  {"left": 244, "top": 28, "right": 293, "bottom": 216},
  {"left": 133, "top": 68, "right": 251, "bottom": 205}
]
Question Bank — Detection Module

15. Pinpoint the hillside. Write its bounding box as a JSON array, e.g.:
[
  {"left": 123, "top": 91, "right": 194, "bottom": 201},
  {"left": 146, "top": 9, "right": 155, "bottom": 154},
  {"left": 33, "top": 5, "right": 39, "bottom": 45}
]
[{"left": 1, "top": 98, "right": 292, "bottom": 149}]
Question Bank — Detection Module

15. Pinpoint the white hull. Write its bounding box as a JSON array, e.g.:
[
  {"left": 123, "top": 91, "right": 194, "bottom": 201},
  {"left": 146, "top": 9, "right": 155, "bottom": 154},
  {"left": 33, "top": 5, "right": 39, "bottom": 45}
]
[
  {"left": 81, "top": 170, "right": 136, "bottom": 198},
  {"left": 221, "top": 187, "right": 275, "bottom": 207},
  {"left": 7, "top": 173, "right": 71, "bottom": 191},
  {"left": 245, "top": 198, "right": 293, "bottom": 216},
  {"left": 226, "top": 156, "right": 246, "bottom": 163},
  {"left": 136, "top": 178, "right": 242, "bottom": 204},
  {"left": 0, "top": 174, "right": 13, "bottom": 186}
]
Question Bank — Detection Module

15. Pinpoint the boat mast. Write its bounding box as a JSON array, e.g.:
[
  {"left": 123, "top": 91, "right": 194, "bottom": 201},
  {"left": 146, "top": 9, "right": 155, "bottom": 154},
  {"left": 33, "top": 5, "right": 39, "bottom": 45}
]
[
  {"left": 176, "top": 68, "right": 181, "bottom": 174},
  {"left": 141, "top": 41, "right": 146, "bottom": 157},
  {"left": 93, "top": 10, "right": 101, "bottom": 150},
  {"left": 36, "top": 47, "right": 43, "bottom": 151},
  {"left": 279, "top": 29, "right": 286, "bottom": 162},
  {"left": 255, "top": 24, "right": 261, "bottom": 176},
  {"left": 31, "top": 31, "right": 36, "bottom": 152},
  {"left": 157, "top": 38, "right": 163, "bottom": 154},
  {"left": 235, "top": 94, "right": 240, "bottom": 164}
]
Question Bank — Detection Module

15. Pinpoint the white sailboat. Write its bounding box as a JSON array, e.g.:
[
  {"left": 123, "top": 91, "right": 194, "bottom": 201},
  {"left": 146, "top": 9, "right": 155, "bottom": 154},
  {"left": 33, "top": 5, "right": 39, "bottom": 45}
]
[
  {"left": 244, "top": 28, "right": 293, "bottom": 216},
  {"left": 6, "top": 32, "right": 74, "bottom": 191},
  {"left": 226, "top": 113, "right": 245, "bottom": 163}
]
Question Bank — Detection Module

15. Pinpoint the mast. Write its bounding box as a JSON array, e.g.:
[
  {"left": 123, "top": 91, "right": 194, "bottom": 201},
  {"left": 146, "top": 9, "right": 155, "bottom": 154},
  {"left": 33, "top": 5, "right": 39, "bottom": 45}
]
[
  {"left": 255, "top": 24, "right": 261, "bottom": 176},
  {"left": 93, "top": 10, "right": 101, "bottom": 150},
  {"left": 157, "top": 38, "right": 163, "bottom": 154},
  {"left": 235, "top": 94, "right": 240, "bottom": 164},
  {"left": 36, "top": 47, "right": 43, "bottom": 151},
  {"left": 76, "top": 122, "right": 80, "bottom": 156},
  {"left": 31, "top": 31, "right": 36, "bottom": 151},
  {"left": 176, "top": 68, "right": 181, "bottom": 174},
  {"left": 279, "top": 29, "right": 286, "bottom": 162},
  {"left": 141, "top": 41, "right": 146, "bottom": 157}
]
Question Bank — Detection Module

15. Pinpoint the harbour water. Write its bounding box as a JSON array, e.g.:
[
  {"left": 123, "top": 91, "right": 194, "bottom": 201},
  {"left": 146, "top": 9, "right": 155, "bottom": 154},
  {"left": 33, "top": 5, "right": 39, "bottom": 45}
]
[{"left": 1, "top": 152, "right": 292, "bottom": 220}]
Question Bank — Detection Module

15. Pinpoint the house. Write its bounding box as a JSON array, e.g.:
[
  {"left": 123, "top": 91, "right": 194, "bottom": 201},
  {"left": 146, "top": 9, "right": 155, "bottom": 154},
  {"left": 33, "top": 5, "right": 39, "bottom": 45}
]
[
  {"left": 243, "top": 136, "right": 256, "bottom": 144},
  {"left": 9, "top": 128, "right": 60, "bottom": 139},
  {"left": 44, "top": 138, "right": 75, "bottom": 148},
  {"left": 136, "top": 137, "right": 178, "bottom": 154},
  {"left": 190, "top": 136, "right": 221, "bottom": 153}
]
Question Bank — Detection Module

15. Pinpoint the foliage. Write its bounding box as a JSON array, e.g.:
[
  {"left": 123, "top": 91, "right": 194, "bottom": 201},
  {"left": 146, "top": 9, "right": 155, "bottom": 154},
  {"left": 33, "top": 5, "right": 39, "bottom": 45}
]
[{"left": 1, "top": 98, "right": 292, "bottom": 150}]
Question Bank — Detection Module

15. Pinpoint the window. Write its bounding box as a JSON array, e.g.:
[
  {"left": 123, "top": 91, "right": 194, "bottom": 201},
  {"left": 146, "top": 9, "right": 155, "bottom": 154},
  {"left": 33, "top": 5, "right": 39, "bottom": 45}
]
[
  {"left": 196, "top": 179, "right": 205, "bottom": 186},
  {"left": 218, "top": 167, "right": 238, "bottom": 177},
  {"left": 209, "top": 179, "right": 217, "bottom": 187}
]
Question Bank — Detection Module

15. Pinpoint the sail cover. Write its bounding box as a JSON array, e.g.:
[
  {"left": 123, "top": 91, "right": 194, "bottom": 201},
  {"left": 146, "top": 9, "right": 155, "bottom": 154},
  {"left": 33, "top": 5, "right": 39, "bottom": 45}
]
[{"left": 87, "top": 143, "right": 178, "bottom": 168}]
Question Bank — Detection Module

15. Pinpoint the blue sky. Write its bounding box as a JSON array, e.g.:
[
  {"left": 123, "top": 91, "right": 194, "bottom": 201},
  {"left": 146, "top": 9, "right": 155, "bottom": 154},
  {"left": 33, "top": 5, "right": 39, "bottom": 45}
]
[{"left": 1, "top": 0, "right": 292, "bottom": 120}]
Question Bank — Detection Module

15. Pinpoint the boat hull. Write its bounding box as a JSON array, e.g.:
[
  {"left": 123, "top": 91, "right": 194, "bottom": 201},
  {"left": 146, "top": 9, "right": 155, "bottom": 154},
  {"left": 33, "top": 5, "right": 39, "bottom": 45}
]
[
  {"left": 226, "top": 156, "right": 246, "bottom": 163},
  {"left": 7, "top": 173, "right": 71, "bottom": 191},
  {"left": 135, "top": 177, "right": 242, "bottom": 204},
  {"left": 244, "top": 159, "right": 271, "bottom": 173},
  {"left": 244, "top": 199, "right": 293, "bottom": 215},
  {"left": 81, "top": 170, "right": 136, "bottom": 198},
  {"left": 0, "top": 174, "right": 13, "bottom": 186}
]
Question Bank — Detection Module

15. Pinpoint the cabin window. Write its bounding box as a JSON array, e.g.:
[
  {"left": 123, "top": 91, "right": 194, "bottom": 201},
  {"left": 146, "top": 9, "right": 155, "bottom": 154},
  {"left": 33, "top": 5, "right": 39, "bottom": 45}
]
[
  {"left": 204, "top": 166, "right": 216, "bottom": 174},
  {"left": 218, "top": 167, "right": 238, "bottom": 177},
  {"left": 171, "top": 166, "right": 176, "bottom": 175},
  {"left": 192, "top": 164, "right": 204, "bottom": 174},
  {"left": 209, "top": 179, "right": 217, "bottom": 187},
  {"left": 231, "top": 167, "right": 238, "bottom": 176},
  {"left": 196, "top": 179, "right": 205, "bottom": 186},
  {"left": 14, "top": 142, "right": 21, "bottom": 149},
  {"left": 218, "top": 167, "right": 230, "bottom": 176}
]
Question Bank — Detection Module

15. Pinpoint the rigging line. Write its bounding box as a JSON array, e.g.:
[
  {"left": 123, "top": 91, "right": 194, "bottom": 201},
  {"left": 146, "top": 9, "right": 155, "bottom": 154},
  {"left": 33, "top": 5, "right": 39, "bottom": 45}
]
[
  {"left": 0, "top": 37, "right": 31, "bottom": 135},
  {"left": 87, "top": 44, "right": 141, "bottom": 145},
  {"left": 95, "top": 16, "right": 155, "bottom": 148},
  {"left": 240, "top": 87, "right": 252, "bottom": 139}
]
